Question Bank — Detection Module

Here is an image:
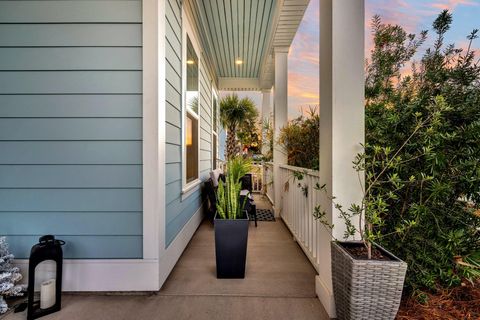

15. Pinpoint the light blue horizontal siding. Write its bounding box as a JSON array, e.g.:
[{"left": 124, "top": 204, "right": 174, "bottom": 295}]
[
  {"left": 0, "top": 95, "right": 142, "bottom": 118},
  {"left": 165, "top": 122, "right": 181, "bottom": 145},
  {"left": 0, "top": 0, "right": 143, "bottom": 259},
  {"left": 0, "top": 118, "right": 141, "bottom": 140},
  {"left": 165, "top": 163, "right": 181, "bottom": 184},
  {"left": 0, "top": 48, "right": 142, "bottom": 71},
  {"left": 165, "top": 180, "right": 182, "bottom": 205},
  {"left": 0, "top": 24, "right": 141, "bottom": 47},
  {"left": 165, "top": 0, "right": 216, "bottom": 247},
  {"left": 5, "top": 235, "right": 142, "bottom": 259},
  {"left": 166, "top": 190, "right": 202, "bottom": 225},
  {"left": 0, "top": 71, "right": 142, "bottom": 94},
  {"left": 0, "top": 165, "right": 142, "bottom": 188},
  {"left": 0, "top": 141, "right": 142, "bottom": 164},
  {"left": 166, "top": 102, "right": 181, "bottom": 127},
  {"left": 166, "top": 62, "right": 181, "bottom": 89},
  {"left": 166, "top": 82, "right": 181, "bottom": 107},
  {"left": 165, "top": 143, "right": 181, "bottom": 164},
  {"left": 0, "top": 1, "right": 142, "bottom": 23},
  {"left": 0, "top": 189, "right": 142, "bottom": 211},
  {"left": 200, "top": 138, "right": 211, "bottom": 151},
  {"left": 0, "top": 212, "right": 142, "bottom": 236},
  {"left": 166, "top": 192, "right": 202, "bottom": 245}
]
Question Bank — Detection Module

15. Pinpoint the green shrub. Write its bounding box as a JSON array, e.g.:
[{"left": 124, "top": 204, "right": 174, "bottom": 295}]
[
  {"left": 365, "top": 11, "right": 480, "bottom": 293},
  {"left": 278, "top": 107, "right": 319, "bottom": 170}
]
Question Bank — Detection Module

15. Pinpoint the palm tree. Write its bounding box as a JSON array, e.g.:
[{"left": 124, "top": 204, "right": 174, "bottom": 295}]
[{"left": 220, "top": 94, "right": 258, "bottom": 160}]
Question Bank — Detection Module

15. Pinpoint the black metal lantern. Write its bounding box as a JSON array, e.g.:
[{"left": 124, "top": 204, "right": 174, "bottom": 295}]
[{"left": 27, "top": 235, "right": 65, "bottom": 320}]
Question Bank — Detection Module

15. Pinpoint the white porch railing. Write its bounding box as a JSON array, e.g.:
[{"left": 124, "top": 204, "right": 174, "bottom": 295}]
[
  {"left": 216, "top": 159, "right": 226, "bottom": 171},
  {"left": 216, "top": 160, "right": 266, "bottom": 194},
  {"left": 263, "top": 162, "right": 274, "bottom": 204},
  {"left": 278, "top": 164, "right": 322, "bottom": 272},
  {"left": 250, "top": 163, "right": 264, "bottom": 193}
]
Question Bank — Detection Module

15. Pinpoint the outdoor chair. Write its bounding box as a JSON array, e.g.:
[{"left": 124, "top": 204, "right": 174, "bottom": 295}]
[{"left": 240, "top": 174, "right": 257, "bottom": 227}]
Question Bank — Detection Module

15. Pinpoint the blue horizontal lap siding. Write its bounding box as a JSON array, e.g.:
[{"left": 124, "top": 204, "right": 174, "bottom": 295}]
[
  {"left": 0, "top": 189, "right": 142, "bottom": 212},
  {"left": 0, "top": 71, "right": 142, "bottom": 94},
  {"left": 0, "top": 1, "right": 141, "bottom": 23},
  {"left": 0, "top": 95, "right": 142, "bottom": 118},
  {"left": 2, "top": 212, "right": 142, "bottom": 236},
  {"left": 165, "top": 0, "right": 215, "bottom": 246},
  {"left": 6, "top": 236, "right": 142, "bottom": 260},
  {"left": 0, "top": 165, "right": 142, "bottom": 188},
  {"left": 0, "top": 0, "right": 143, "bottom": 259},
  {"left": 0, "top": 141, "right": 142, "bottom": 164},
  {"left": 0, "top": 118, "right": 142, "bottom": 140},
  {"left": 0, "top": 24, "right": 142, "bottom": 47},
  {"left": 0, "top": 47, "right": 142, "bottom": 71}
]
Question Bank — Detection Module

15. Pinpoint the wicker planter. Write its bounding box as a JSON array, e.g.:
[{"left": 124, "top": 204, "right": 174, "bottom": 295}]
[{"left": 331, "top": 241, "right": 407, "bottom": 320}]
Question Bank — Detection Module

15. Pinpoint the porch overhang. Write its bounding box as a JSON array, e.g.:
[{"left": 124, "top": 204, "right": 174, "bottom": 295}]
[
  {"left": 218, "top": 77, "right": 260, "bottom": 91},
  {"left": 192, "top": 0, "right": 311, "bottom": 91}
]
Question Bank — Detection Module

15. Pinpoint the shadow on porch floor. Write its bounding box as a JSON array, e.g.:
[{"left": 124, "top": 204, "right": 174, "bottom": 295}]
[{"left": 5, "top": 196, "right": 329, "bottom": 320}]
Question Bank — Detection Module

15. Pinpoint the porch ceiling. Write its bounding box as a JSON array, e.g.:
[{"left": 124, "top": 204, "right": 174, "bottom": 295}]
[
  {"left": 192, "top": 0, "right": 310, "bottom": 91},
  {"left": 197, "top": 0, "right": 276, "bottom": 79}
]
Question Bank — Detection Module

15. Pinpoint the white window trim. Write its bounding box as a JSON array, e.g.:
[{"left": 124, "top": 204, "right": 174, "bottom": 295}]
[
  {"left": 212, "top": 87, "right": 219, "bottom": 135},
  {"left": 181, "top": 7, "right": 202, "bottom": 199},
  {"left": 211, "top": 87, "right": 219, "bottom": 169}
]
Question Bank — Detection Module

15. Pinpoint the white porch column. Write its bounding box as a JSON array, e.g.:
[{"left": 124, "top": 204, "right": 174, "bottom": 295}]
[
  {"left": 273, "top": 47, "right": 288, "bottom": 217},
  {"left": 316, "top": 0, "right": 365, "bottom": 318},
  {"left": 261, "top": 89, "right": 271, "bottom": 156}
]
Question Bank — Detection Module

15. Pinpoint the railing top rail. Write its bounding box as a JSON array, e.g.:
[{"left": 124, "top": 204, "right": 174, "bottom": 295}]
[{"left": 278, "top": 163, "right": 320, "bottom": 177}]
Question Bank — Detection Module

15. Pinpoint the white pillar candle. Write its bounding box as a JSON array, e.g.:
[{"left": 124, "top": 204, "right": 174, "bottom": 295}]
[{"left": 40, "top": 279, "right": 56, "bottom": 309}]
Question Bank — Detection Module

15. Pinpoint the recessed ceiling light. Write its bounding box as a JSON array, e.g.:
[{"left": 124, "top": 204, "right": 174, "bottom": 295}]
[
  {"left": 235, "top": 59, "right": 243, "bottom": 65},
  {"left": 187, "top": 59, "right": 195, "bottom": 65}
]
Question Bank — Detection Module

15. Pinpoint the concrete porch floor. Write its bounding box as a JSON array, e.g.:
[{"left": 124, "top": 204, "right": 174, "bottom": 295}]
[{"left": 5, "top": 195, "right": 329, "bottom": 320}]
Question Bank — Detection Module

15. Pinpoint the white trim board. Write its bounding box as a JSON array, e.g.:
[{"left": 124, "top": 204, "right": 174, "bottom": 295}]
[
  {"left": 158, "top": 204, "right": 204, "bottom": 287},
  {"left": 218, "top": 77, "right": 261, "bottom": 91},
  {"left": 315, "top": 275, "right": 336, "bottom": 318},
  {"left": 14, "top": 259, "right": 159, "bottom": 292},
  {"left": 13, "top": 201, "right": 204, "bottom": 292},
  {"left": 142, "top": 0, "right": 165, "bottom": 261},
  {"left": 181, "top": 6, "right": 203, "bottom": 194}
]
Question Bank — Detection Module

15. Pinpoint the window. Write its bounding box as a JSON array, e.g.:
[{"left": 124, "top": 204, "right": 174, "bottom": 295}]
[
  {"left": 184, "top": 35, "right": 199, "bottom": 184},
  {"left": 212, "top": 91, "right": 219, "bottom": 170}
]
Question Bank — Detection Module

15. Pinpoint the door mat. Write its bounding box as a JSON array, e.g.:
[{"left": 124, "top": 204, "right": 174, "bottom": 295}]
[{"left": 251, "top": 209, "right": 275, "bottom": 221}]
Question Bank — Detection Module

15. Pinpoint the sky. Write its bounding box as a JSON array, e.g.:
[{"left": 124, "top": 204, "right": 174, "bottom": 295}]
[{"left": 225, "top": 0, "right": 480, "bottom": 119}]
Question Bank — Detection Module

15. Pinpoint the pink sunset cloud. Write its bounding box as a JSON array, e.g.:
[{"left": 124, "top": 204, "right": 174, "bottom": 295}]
[
  {"left": 285, "top": 0, "right": 480, "bottom": 118},
  {"left": 287, "top": 0, "right": 320, "bottom": 117},
  {"left": 430, "top": 0, "right": 479, "bottom": 11}
]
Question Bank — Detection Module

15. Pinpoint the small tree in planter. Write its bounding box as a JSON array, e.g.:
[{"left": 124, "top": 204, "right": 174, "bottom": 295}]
[
  {"left": 215, "top": 157, "right": 252, "bottom": 278},
  {"left": 313, "top": 97, "right": 449, "bottom": 320}
]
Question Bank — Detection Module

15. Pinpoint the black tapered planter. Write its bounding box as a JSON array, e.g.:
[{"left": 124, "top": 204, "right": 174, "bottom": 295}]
[{"left": 214, "top": 212, "right": 249, "bottom": 278}]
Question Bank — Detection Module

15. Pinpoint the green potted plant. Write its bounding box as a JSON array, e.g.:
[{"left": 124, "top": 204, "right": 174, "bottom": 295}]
[
  {"left": 312, "top": 100, "right": 448, "bottom": 319},
  {"left": 215, "top": 157, "right": 252, "bottom": 278},
  {"left": 315, "top": 179, "right": 408, "bottom": 320}
]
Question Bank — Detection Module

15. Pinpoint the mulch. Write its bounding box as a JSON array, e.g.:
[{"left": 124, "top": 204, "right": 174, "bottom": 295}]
[{"left": 396, "top": 280, "right": 480, "bottom": 320}]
